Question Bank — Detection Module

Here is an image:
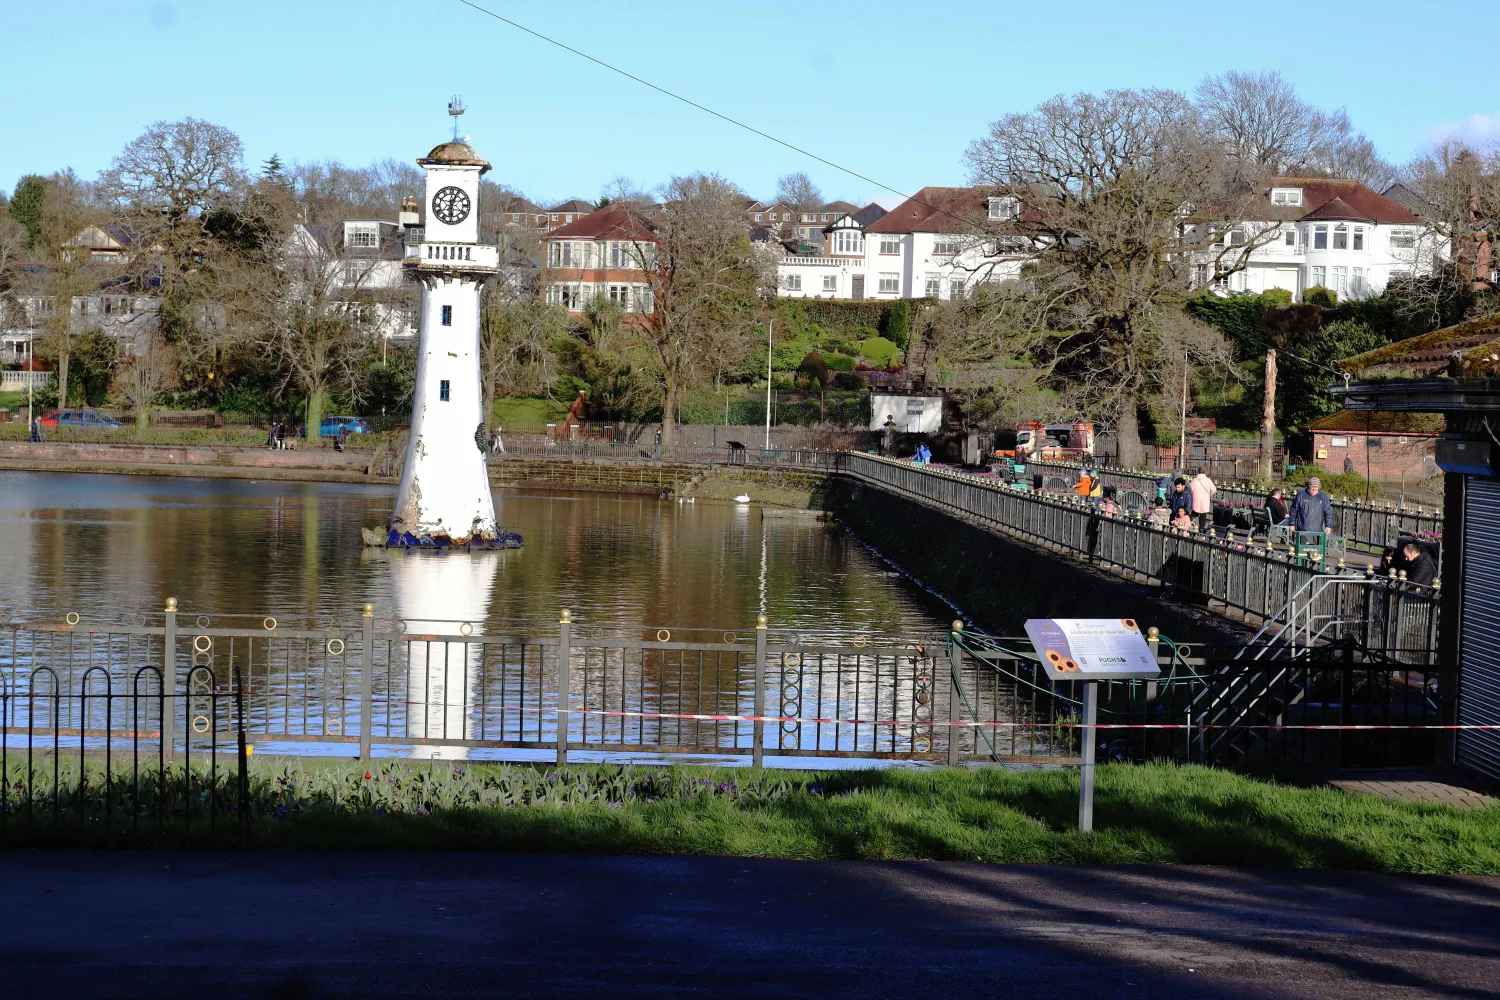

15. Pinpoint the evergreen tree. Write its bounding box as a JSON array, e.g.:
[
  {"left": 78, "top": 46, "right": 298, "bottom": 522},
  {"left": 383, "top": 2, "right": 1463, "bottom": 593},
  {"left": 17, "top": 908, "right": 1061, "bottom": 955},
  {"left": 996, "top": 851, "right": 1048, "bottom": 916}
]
[
  {"left": 261, "top": 153, "right": 286, "bottom": 183},
  {"left": 9, "top": 175, "right": 47, "bottom": 249}
]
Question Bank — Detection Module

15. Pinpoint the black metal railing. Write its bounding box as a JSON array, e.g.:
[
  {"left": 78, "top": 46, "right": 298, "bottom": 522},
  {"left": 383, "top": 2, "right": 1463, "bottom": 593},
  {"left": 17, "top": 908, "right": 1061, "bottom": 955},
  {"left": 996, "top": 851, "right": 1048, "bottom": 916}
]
[
  {"left": 835, "top": 453, "right": 1440, "bottom": 658},
  {"left": 1024, "top": 458, "right": 1443, "bottom": 553},
  {"left": 1, "top": 662, "right": 249, "bottom": 845}
]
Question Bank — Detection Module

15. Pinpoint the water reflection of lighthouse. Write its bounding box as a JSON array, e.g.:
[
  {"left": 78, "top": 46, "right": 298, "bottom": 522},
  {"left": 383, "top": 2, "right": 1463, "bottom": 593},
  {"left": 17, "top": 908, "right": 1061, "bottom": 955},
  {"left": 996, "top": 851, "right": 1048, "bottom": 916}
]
[{"left": 386, "top": 551, "right": 500, "bottom": 758}]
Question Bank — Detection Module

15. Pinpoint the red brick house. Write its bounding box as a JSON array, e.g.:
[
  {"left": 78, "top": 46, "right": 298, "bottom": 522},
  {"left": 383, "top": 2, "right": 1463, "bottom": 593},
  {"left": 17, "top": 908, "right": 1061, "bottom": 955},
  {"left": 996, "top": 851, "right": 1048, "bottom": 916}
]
[
  {"left": 539, "top": 202, "right": 657, "bottom": 317},
  {"left": 1307, "top": 410, "right": 1441, "bottom": 481}
]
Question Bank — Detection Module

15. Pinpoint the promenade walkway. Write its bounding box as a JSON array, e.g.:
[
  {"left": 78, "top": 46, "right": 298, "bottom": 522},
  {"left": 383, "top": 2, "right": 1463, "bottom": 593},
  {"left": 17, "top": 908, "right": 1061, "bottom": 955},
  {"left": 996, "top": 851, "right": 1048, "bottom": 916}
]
[{"left": 3, "top": 852, "right": 1496, "bottom": 998}]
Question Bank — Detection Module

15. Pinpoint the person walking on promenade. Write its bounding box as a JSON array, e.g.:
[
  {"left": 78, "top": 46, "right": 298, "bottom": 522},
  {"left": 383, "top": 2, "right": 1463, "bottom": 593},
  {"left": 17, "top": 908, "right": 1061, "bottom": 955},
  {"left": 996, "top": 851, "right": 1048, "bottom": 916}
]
[
  {"left": 1075, "top": 470, "right": 1094, "bottom": 497},
  {"left": 1266, "top": 486, "right": 1289, "bottom": 524},
  {"left": 490, "top": 425, "right": 506, "bottom": 455},
  {"left": 1189, "top": 467, "right": 1216, "bottom": 531},
  {"left": 1289, "top": 477, "right": 1334, "bottom": 533},
  {"left": 29, "top": 416, "right": 43, "bottom": 443}
]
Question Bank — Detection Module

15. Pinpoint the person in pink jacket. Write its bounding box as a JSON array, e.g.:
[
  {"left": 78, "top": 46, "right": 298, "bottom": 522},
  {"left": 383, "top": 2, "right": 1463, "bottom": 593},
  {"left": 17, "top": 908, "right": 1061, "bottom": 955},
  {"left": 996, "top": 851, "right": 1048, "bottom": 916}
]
[{"left": 1188, "top": 468, "right": 1217, "bottom": 532}]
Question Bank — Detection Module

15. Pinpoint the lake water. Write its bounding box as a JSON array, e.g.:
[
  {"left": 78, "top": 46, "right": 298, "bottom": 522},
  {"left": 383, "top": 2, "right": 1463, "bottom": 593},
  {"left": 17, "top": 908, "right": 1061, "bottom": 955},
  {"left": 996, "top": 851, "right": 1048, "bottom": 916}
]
[{"left": 0, "top": 471, "right": 950, "bottom": 640}]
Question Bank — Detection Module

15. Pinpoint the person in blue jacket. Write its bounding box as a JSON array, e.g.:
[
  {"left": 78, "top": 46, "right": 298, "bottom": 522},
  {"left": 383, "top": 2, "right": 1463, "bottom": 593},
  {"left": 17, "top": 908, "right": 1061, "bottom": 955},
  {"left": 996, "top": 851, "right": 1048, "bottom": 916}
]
[
  {"left": 1168, "top": 478, "right": 1193, "bottom": 520},
  {"left": 1288, "top": 477, "right": 1334, "bottom": 532}
]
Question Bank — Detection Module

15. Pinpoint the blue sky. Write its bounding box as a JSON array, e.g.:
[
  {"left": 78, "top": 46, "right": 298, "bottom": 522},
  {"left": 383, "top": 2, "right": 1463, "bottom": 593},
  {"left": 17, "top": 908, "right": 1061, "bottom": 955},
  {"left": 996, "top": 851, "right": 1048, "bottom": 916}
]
[{"left": 5, "top": 1, "right": 1498, "bottom": 208}]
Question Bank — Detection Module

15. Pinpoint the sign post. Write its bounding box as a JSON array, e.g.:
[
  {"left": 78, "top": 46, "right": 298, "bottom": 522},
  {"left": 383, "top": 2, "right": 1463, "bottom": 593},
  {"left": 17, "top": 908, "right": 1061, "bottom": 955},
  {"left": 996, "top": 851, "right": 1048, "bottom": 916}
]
[{"left": 1023, "top": 618, "right": 1161, "bottom": 833}]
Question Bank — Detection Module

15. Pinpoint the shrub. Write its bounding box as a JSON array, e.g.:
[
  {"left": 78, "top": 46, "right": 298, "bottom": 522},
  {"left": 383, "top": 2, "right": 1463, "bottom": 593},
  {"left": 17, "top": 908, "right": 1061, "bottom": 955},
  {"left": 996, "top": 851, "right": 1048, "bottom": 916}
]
[
  {"left": 1304, "top": 285, "right": 1337, "bottom": 308},
  {"left": 858, "top": 336, "right": 900, "bottom": 367},
  {"left": 1261, "top": 287, "right": 1293, "bottom": 306},
  {"left": 797, "top": 351, "right": 829, "bottom": 389},
  {"left": 824, "top": 354, "right": 855, "bottom": 372},
  {"left": 884, "top": 300, "right": 910, "bottom": 350},
  {"left": 1284, "top": 464, "right": 1384, "bottom": 500}
]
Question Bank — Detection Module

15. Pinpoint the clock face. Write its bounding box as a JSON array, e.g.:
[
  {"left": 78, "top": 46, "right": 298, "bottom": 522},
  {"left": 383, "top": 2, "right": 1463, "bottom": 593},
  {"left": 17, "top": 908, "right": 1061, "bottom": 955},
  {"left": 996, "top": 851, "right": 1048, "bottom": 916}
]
[{"left": 431, "top": 186, "right": 471, "bottom": 226}]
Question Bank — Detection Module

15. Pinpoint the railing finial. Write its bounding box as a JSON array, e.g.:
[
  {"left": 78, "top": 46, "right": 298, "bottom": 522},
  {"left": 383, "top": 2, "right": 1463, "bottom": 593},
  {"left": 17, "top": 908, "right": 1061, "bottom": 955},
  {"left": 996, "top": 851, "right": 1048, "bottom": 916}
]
[{"left": 164, "top": 596, "right": 177, "bottom": 613}]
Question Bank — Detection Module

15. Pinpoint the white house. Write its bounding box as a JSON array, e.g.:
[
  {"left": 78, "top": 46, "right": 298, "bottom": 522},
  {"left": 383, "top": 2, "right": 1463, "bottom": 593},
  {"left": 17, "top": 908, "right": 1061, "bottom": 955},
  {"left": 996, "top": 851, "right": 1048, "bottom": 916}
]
[
  {"left": 284, "top": 219, "right": 417, "bottom": 342},
  {"left": 775, "top": 188, "right": 1023, "bottom": 301},
  {"left": 1190, "top": 178, "right": 1448, "bottom": 302}
]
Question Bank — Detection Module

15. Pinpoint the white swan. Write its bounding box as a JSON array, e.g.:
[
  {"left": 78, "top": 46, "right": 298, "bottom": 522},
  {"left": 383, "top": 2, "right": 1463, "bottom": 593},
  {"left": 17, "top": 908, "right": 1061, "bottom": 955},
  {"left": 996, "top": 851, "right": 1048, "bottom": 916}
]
[{"left": 733, "top": 494, "right": 751, "bottom": 503}]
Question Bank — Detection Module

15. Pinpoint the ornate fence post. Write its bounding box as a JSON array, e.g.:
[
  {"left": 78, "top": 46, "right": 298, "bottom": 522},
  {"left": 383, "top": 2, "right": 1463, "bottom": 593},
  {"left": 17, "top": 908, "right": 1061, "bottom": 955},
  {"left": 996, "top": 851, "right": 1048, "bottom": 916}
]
[
  {"left": 163, "top": 596, "right": 177, "bottom": 760},
  {"left": 358, "top": 603, "right": 375, "bottom": 759},
  {"left": 557, "top": 608, "right": 571, "bottom": 767},
  {"left": 753, "top": 614, "right": 767, "bottom": 769},
  {"left": 947, "top": 621, "right": 964, "bottom": 767}
]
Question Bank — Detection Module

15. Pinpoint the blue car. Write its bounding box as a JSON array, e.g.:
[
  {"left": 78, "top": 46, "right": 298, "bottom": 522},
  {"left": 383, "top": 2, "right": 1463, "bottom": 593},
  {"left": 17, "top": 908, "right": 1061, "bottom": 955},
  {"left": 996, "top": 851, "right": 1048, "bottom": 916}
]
[
  {"left": 319, "top": 416, "right": 373, "bottom": 438},
  {"left": 41, "top": 409, "right": 126, "bottom": 430}
]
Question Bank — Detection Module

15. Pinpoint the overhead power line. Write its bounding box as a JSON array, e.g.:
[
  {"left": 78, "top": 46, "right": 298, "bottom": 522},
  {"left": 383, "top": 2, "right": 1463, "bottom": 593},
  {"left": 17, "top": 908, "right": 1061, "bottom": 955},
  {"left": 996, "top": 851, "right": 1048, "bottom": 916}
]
[{"left": 451, "top": 0, "right": 921, "bottom": 208}]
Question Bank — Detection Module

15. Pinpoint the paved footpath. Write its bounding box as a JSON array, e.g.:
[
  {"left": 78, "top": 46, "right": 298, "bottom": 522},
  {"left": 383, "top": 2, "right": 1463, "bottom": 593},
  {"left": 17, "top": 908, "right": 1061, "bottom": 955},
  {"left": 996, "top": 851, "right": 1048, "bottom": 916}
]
[{"left": 2, "top": 853, "right": 1497, "bottom": 999}]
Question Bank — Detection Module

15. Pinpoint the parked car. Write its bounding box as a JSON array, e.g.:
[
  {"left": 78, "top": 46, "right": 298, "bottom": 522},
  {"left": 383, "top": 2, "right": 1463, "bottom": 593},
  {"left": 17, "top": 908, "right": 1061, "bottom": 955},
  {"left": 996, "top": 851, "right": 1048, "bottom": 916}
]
[
  {"left": 319, "top": 416, "right": 373, "bottom": 438},
  {"left": 39, "top": 409, "right": 125, "bottom": 430}
]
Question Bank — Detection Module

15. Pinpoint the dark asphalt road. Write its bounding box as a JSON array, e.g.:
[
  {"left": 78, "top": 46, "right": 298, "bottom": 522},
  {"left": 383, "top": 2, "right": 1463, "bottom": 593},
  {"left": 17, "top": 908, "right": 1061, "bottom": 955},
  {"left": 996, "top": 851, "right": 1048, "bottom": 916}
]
[{"left": 2, "top": 853, "right": 1497, "bottom": 999}]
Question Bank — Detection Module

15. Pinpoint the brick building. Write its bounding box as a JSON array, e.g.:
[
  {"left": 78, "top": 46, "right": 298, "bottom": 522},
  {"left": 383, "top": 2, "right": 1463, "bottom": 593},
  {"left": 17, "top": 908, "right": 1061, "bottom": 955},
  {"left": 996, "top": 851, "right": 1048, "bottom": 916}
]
[
  {"left": 539, "top": 202, "right": 657, "bottom": 316},
  {"left": 1306, "top": 410, "right": 1441, "bottom": 481}
]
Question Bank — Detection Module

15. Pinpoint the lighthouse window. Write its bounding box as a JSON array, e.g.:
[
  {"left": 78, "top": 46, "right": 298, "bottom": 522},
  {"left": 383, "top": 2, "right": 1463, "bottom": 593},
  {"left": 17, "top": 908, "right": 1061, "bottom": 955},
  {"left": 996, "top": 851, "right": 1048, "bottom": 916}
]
[
  {"left": 439, "top": 380, "right": 450, "bottom": 402},
  {"left": 441, "top": 305, "right": 452, "bottom": 326}
]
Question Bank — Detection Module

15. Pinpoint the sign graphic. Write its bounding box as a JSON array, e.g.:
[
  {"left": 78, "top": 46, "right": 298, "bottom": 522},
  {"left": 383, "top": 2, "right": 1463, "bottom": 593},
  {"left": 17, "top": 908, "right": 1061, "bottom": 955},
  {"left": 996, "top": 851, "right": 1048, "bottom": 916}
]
[{"left": 1023, "top": 619, "right": 1161, "bottom": 681}]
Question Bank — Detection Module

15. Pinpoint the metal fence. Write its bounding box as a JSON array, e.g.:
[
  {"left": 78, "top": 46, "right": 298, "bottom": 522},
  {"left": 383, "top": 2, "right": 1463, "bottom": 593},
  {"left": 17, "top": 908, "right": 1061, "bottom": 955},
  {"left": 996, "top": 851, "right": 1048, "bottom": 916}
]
[
  {"left": 1025, "top": 458, "right": 1444, "bottom": 553},
  {"left": 837, "top": 453, "right": 1440, "bottom": 659},
  {"left": 0, "top": 603, "right": 1451, "bottom": 817},
  {"left": 493, "top": 438, "right": 842, "bottom": 470}
]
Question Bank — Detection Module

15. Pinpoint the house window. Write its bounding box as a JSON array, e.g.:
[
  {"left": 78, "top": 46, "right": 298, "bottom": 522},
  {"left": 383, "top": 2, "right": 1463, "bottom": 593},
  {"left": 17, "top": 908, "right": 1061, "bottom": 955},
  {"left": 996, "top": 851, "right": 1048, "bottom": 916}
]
[
  {"left": 439, "top": 380, "right": 450, "bottom": 402},
  {"left": 833, "top": 230, "right": 864, "bottom": 255},
  {"left": 924, "top": 275, "right": 941, "bottom": 297},
  {"left": 1284, "top": 230, "right": 1296, "bottom": 246},
  {"left": 987, "top": 196, "right": 1020, "bottom": 221},
  {"left": 1227, "top": 228, "right": 1245, "bottom": 246},
  {"left": 441, "top": 305, "right": 452, "bottom": 326},
  {"left": 822, "top": 274, "right": 838, "bottom": 292},
  {"left": 1333, "top": 225, "right": 1348, "bottom": 250},
  {"left": 1351, "top": 268, "right": 1364, "bottom": 297},
  {"left": 822, "top": 213, "right": 832, "bottom": 222},
  {"left": 878, "top": 273, "right": 900, "bottom": 293},
  {"left": 608, "top": 284, "right": 630, "bottom": 308},
  {"left": 1332, "top": 266, "right": 1347, "bottom": 295},
  {"left": 1309, "top": 266, "right": 1325, "bottom": 288},
  {"left": 949, "top": 277, "right": 964, "bottom": 298},
  {"left": 1313, "top": 225, "right": 1328, "bottom": 250},
  {"left": 932, "top": 237, "right": 959, "bottom": 256},
  {"left": 879, "top": 235, "right": 902, "bottom": 255},
  {"left": 801, "top": 213, "right": 815, "bottom": 223},
  {"left": 1390, "top": 229, "right": 1416, "bottom": 249},
  {"left": 1353, "top": 226, "right": 1365, "bottom": 251},
  {"left": 633, "top": 286, "right": 653, "bottom": 313},
  {"left": 784, "top": 274, "right": 802, "bottom": 291},
  {"left": 1270, "top": 188, "right": 1303, "bottom": 206},
  {"left": 753, "top": 213, "right": 763, "bottom": 221},
  {"left": 346, "top": 223, "right": 379, "bottom": 248}
]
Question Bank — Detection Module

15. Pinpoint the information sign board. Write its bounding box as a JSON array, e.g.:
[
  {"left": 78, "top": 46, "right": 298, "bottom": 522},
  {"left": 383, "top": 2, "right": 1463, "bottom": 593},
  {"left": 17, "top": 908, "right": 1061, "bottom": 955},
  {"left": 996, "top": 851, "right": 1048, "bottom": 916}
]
[{"left": 1023, "top": 618, "right": 1161, "bottom": 681}]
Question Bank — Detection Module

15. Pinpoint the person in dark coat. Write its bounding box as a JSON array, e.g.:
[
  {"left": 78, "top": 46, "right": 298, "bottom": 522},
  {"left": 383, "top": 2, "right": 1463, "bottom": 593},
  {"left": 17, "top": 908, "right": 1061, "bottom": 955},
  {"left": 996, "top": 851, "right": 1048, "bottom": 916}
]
[
  {"left": 1399, "top": 541, "right": 1438, "bottom": 585},
  {"left": 1168, "top": 478, "right": 1192, "bottom": 520},
  {"left": 1266, "top": 487, "right": 1289, "bottom": 523},
  {"left": 1289, "top": 477, "right": 1334, "bottom": 532}
]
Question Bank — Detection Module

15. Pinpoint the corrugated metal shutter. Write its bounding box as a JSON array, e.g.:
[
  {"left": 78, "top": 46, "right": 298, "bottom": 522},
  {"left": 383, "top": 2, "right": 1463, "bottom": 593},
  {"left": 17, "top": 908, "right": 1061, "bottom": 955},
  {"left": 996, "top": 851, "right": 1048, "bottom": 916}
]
[{"left": 1460, "top": 477, "right": 1500, "bottom": 781}]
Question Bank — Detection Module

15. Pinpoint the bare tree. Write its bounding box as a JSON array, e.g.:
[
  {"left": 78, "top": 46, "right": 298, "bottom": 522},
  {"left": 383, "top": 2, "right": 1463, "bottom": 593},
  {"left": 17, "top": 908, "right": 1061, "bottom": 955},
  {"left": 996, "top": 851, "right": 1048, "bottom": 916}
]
[
  {"left": 113, "top": 336, "right": 179, "bottom": 438},
  {"left": 1401, "top": 140, "right": 1500, "bottom": 299},
  {"left": 1195, "top": 70, "right": 1392, "bottom": 184},
  {"left": 101, "top": 118, "right": 245, "bottom": 244},
  {"left": 599, "top": 176, "right": 656, "bottom": 212},
  {"left": 0, "top": 217, "right": 25, "bottom": 293},
  {"left": 965, "top": 88, "right": 1259, "bottom": 466},
  {"left": 776, "top": 171, "right": 823, "bottom": 216},
  {"left": 479, "top": 297, "right": 565, "bottom": 435},
  {"left": 638, "top": 173, "right": 771, "bottom": 450}
]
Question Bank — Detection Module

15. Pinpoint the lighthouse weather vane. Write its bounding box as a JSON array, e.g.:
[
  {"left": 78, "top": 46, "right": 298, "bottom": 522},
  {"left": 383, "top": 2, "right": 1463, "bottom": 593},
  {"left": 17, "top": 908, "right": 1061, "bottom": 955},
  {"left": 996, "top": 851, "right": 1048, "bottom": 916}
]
[{"left": 448, "top": 95, "right": 465, "bottom": 141}]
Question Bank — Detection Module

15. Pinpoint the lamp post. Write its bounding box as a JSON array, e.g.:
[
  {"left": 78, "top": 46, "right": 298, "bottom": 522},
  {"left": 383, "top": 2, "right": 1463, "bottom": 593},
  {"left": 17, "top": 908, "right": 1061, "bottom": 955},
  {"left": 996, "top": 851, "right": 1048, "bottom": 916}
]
[{"left": 764, "top": 319, "right": 773, "bottom": 450}]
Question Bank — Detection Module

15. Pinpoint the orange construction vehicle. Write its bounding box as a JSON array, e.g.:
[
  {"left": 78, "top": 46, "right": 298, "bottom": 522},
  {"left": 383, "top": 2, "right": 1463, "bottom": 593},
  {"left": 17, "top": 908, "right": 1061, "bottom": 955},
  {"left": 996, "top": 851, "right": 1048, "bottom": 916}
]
[{"left": 997, "top": 421, "right": 1095, "bottom": 461}]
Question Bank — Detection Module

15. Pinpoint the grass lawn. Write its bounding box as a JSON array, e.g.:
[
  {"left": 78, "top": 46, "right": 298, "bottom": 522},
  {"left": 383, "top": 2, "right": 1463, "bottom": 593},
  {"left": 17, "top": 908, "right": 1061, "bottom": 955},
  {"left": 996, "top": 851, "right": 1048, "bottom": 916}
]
[
  {"left": 5, "top": 759, "right": 1496, "bottom": 871},
  {"left": 492, "top": 397, "right": 569, "bottom": 430}
]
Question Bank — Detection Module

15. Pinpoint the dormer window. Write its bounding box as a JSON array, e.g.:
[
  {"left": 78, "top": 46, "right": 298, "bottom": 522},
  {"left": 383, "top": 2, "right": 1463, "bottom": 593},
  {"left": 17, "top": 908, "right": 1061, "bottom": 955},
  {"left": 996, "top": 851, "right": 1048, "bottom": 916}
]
[
  {"left": 987, "top": 196, "right": 1020, "bottom": 221},
  {"left": 1271, "top": 188, "right": 1303, "bottom": 207},
  {"left": 346, "top": 223, "right": 379, "bottom": 248}
]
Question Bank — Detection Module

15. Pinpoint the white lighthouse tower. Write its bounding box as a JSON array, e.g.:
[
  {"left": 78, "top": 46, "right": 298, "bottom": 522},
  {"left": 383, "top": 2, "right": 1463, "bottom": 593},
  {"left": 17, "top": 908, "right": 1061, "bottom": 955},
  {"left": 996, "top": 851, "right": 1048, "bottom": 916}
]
[{"left": 390, "top": 130, "right": 501, "bottom": 544}]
